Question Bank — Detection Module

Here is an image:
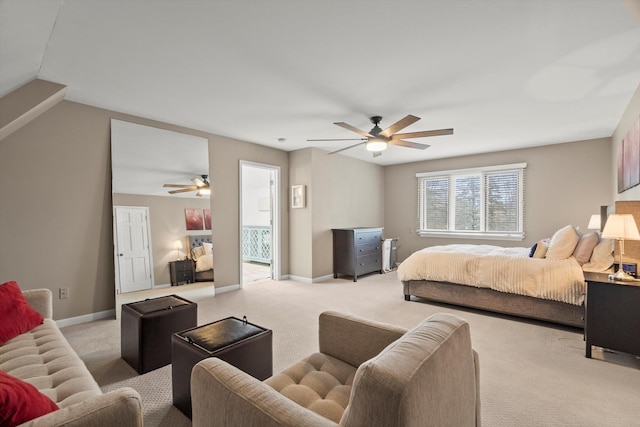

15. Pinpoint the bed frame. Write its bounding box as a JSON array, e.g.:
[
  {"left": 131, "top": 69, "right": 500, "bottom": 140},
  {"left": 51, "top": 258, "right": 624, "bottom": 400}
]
[
  {"left": 188, "top": 234, "right": 214, "bottom": 282},
  {"left": 403, "top": 280, "right": 584, "bottom": 329}
]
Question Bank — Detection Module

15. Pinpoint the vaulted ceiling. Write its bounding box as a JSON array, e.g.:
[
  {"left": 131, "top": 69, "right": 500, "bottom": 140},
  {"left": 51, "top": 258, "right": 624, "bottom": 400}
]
[{"left": 2, "top": 0, "right": 639, "bottom": 165}]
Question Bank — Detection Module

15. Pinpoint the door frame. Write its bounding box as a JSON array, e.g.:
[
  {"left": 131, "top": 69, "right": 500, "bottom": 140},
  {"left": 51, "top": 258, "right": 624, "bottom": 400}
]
[
  {"left": 239, "top": 161, "right": 280, "bottom": 287},
  {"left": 113, "top": 205, "right": 154, "bottom": 294}
]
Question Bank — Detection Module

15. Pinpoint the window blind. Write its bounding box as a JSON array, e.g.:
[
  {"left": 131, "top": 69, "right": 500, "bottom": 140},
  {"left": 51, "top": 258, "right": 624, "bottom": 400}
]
[{"left": 416, "top": 163, "right": 526, "bottom": 240}]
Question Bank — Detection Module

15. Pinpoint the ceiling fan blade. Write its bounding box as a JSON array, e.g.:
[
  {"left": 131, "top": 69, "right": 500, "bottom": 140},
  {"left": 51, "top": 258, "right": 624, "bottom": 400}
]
[
  {"left": 163, "top": 184, "right": 193, "bottom": 188},
  {"left": 389, "top": 140, "right": 431, "bottom": 150},
  {"left": 379, "top": 115, "right": 420, "bottom": 138},
  {"left": 327, "top": 141, "right": 366, "bottom": 155},
  {"left": 307, "top": 138, "right": 367, "bottom": 142},
  {"left": 334, "top": 122, "right": 374, "bottom": 138},
  {"left": 168, "top": 187, "right": 198, "bottom": 194},
  {"left": 392, "top": 128, "right": 454, "bottom": 139},
  {"left": 373, "top": 151, "right": 382, "bottom": 158}
]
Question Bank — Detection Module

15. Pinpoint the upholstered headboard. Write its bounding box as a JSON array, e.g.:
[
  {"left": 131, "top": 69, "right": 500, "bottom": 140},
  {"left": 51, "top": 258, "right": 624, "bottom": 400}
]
[{"left": 189, "top": 234, "right": 212, "bottom": 251}]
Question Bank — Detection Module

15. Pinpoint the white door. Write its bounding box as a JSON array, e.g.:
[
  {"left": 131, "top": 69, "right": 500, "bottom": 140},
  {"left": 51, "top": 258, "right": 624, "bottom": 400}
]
[{"left": 114, "top": 206, "right": 153, "bottom": 293}]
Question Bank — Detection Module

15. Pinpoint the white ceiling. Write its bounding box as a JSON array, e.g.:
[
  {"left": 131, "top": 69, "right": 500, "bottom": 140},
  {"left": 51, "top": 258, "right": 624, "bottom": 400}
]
[
  {"left": 2, "top": 0, "right": 640, "bottom": 166},
  {"left": 111, "top": 119, "right": 209, "bottom": 198}
]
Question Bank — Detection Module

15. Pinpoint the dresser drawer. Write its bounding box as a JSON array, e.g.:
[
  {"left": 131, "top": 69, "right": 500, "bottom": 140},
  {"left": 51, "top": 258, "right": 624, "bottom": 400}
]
[
  {"left": 355, "top": 254, "right": 381, "bottom": 276},
  {"left": 356, "top": 242, "right": 381, "bottom": 256},
  {"left": 355, "top": 231, "right": 381, "bottom": 246}
]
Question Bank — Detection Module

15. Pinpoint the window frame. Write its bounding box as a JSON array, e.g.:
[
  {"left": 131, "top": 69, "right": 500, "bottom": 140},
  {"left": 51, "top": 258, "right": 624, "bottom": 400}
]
[{"left": 416, "top": 163, "right": 526, "bottom": 241}]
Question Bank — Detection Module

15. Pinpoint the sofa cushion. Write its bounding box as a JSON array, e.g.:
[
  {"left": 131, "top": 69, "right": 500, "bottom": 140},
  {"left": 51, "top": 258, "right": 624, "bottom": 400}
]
[
  {"left": 0, "top": 319, "right": 102, "bottom": 407},
  {"left": 265, "top": 352, "right": 356, "bottom": 423},
  {"left": 0, "top": 281, "right": 44, "bottom": 345},
  {"left": 0, "top": 370, "right": 58, "bottom": 426}
]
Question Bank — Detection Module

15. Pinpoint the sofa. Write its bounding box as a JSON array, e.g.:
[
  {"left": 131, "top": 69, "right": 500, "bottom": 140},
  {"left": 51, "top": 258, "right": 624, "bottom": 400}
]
[
  {"left": 0, "top": 286, "right": 143, "bottom": 427},
  {"left": 191, "top": 311, "right": 480, "bottom": 427}
]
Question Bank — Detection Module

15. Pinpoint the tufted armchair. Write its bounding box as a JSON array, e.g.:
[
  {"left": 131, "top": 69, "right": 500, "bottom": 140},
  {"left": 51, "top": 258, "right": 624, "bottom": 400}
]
[{"left": 191, "top": 311, "right": 480, "bottom": 427}]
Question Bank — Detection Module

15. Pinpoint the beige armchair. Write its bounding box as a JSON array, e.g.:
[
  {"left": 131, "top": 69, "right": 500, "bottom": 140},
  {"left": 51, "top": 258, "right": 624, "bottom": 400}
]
[{"left": 191, "top": 311, "right": 480, "bottom": 427}]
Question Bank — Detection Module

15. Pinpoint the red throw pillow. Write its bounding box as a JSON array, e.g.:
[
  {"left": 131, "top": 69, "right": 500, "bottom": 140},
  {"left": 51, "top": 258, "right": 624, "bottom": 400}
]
[
  {"left": 0, "top": 370, "right": 58, "bottom": 426},
  {"left": 0, "top": 281, "right": 44, "bottom": 345}
]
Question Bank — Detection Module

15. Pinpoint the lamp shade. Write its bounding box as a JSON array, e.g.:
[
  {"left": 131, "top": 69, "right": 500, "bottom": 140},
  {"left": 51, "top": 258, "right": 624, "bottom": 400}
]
[
  {"left": 174, "top": 240, "right": 183, "bottom": 249},
  {"left": 601, "top": 214, "right": 640, "bottom": 240},
  {"left": 587, "top": 214, "right": 601, "bottom": 230}
]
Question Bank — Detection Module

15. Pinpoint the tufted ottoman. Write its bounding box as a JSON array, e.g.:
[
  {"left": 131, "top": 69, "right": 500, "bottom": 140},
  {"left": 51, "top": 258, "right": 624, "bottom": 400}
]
[
  {"left": 265, "top": 352, "right": 356, "bottom": 423},
  {"left": 172, "top": 316, "right": 272, "bottom": 418},
  {"left": 121, "top": 295, "right": 197, "bottom": 374}
]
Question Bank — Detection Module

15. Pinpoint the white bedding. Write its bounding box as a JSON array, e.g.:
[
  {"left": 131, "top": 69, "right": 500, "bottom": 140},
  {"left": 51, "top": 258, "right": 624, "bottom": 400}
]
[
  {"left": 195, "top": 254, "right": 213, "bottom": 272},
  {"left": 397, "top": 244, "right": 585, "bottom": 305}
]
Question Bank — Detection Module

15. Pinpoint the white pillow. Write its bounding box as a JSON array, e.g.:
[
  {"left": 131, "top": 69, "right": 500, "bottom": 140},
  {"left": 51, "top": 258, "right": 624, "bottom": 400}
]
[
  {"left": 203, "top": 242, "right": 213, "bottom": 255},
  {"left": 546, "top": 225, "right": 580, "bottom": 260},
  {"left": 191, "top": 245, "right": 205, "bottom": 260},
  {"left": 195, "top": 254, "right": 213, "bottom": 272},
  {"left": 582, "top": 239, "right": 615, "bottom": 272}
]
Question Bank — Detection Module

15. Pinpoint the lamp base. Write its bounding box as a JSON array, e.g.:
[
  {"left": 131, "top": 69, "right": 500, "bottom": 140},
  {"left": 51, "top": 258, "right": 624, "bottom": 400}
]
[{"left": 608, "top": 269, "right": 636, "bottom": 281}]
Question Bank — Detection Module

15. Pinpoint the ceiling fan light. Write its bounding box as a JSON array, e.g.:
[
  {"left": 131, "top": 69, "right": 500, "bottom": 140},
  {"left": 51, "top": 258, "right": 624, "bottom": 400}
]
[
  {"left": 366, "top": 139, "right": 388, "bottom": 152},
  {"left": 199, "top": 188, "right": 211, "bottom": 195}
]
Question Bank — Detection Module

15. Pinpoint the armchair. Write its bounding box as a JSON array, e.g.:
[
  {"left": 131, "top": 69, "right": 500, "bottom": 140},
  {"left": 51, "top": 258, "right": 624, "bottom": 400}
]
[{"left": 191, "top": 311, "right": 480, "bottom": 427}]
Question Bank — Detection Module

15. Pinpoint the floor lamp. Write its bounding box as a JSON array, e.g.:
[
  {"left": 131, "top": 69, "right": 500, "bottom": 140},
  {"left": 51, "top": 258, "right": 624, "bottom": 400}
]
[{"left": 601, "top": 214, "right": 640, "bottom": 281}]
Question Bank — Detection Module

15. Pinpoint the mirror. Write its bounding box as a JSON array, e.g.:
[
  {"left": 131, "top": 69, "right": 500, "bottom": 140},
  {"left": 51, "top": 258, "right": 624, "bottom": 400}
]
[{"left": 110, "top": 119, "right": 212, "bottom": 311}]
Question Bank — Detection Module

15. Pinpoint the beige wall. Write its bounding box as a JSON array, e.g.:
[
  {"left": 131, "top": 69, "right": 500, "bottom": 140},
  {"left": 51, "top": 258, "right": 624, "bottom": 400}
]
[
  {"left": 0, "top": 99, "right": 289, "bottom": 320},
  {"left": 208, "top": 134, "right": 289, "bottom": 286},
  {"left": 384, "top": 138, "right": 613, "bottom": 261},
  {"left": 288, "top": 149, "right": 313, "bottom": 278},
  {"left": 288, "top": 148, "right": 384, "bottom": 280},
  {"left": 112, "top": 193, "right": 210, "bottom": 286},
  {"left": 612, "top": 83, "right": 640, "bottom": 201}
]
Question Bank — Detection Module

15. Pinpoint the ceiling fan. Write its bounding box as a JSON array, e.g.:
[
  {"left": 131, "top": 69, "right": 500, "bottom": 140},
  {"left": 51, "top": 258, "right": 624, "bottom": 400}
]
[
  {"left": 308, "top": 115, "right": 453, "bottom": 157},
  {"left": 163, "top": 174, "right": 211, "bottom": 197}
]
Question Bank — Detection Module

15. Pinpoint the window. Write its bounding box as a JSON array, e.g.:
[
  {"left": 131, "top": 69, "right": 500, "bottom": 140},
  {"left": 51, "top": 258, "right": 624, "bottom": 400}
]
[{"left": 417, "top": 163, "right": 526, "bottom": 240}]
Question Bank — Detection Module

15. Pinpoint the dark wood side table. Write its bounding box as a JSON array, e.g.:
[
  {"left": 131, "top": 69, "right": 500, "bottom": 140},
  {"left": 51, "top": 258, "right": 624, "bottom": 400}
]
[
  {"left": 169, "top": 259, "right": 195, "bottom": 286},
  {"left": 584, "top": 271, "right": 640, "bottom": 358}
]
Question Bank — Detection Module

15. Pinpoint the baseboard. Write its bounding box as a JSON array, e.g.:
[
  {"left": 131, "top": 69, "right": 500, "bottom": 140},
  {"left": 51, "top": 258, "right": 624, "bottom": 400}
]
[
  {"left": 312, "top": 274, "right": 334, "bottom": 283},
  {"left": 287, "top": 274, "right": 334, "bottom": 284},
  {"left": 216, "top": 284, "right": 240, "bottom": 294},
  {"left": 56, "top": 309, "right": 115, "bottom": 328}
]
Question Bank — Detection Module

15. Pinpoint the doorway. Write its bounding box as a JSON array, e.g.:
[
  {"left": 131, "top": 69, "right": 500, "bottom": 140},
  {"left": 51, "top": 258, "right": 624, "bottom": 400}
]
[
  {"left": 113, "top": 206, "right": 154, "bottom": 294},
  {"left": 240, "top": 161, "right": 280, "bottom": 286}
]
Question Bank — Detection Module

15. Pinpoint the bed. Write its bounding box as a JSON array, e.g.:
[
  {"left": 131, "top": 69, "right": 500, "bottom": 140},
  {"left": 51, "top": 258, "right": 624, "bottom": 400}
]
[
  {"left": 398, "top": 225, "right": 615, "bottom": 329},
  {"left": 188, "top": 234, "right": 214, "bottom": 282}
]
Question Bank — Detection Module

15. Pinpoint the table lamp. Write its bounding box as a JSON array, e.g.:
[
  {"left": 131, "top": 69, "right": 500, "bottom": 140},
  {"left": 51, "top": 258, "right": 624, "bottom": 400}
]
[
  {"left": 601, "top": 214, "right": 640, "bottom": 281},
  {"left": 174, "top": 240, "right": 183, "bottom": 260},
  {"left": 587, "top": 214, "right": 601, "bottom": 231}
]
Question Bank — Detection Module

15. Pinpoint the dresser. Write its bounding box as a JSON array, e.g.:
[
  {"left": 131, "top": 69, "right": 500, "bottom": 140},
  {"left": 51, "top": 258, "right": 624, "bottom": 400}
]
[
  {"left": 169, "top": 259, "right": 195, "bottom": 286},
  {"left": 332, "top": 228, "right": 383, "bottom": 282}
]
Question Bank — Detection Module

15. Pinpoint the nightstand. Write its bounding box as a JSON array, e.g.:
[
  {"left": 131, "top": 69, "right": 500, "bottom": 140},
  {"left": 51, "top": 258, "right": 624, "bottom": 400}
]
[
  {"left": 584, "top": 271, "right": 640, "bottom": 358},
  {"left": 169, "top": 259, "right": 195, "bottom": 286}
]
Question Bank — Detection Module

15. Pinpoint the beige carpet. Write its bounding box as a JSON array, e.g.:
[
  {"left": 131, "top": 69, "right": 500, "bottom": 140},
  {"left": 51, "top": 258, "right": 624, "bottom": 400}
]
[{"left": 61, "top": 272, "right": 640, "bottom": 426}]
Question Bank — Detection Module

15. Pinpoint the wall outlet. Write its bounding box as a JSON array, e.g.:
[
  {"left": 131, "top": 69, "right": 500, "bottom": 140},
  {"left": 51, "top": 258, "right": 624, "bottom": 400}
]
[{"left": 59, "top": 288, "right": 69, "bottom": 299}]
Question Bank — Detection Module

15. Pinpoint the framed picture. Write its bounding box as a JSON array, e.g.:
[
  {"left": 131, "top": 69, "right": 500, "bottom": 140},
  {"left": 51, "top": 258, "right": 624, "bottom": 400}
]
[
  {"left": 622, "top": 116, "right": 640, "bottom": 192},
  {"left": 185, "top": 208, "right": 204, "bottom": 230},
  {"left": 203, "top": 209, "right": 212, "bottom": 230},
  {"left": 291, "top": 185, "right": 305, "bottom": 209}
]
